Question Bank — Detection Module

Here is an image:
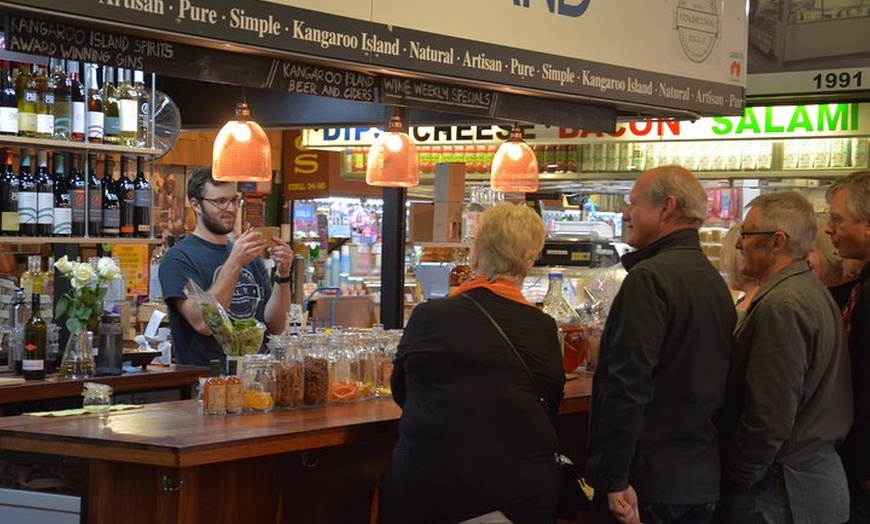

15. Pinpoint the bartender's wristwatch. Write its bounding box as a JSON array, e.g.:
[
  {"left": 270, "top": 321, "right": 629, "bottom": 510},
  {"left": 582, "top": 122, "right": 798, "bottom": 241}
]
[{"left": 273, "top": 274, "right": 292, "bottom": 284}]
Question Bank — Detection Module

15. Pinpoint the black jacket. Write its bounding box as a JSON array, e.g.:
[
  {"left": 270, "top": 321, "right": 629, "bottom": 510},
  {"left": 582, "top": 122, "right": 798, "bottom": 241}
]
[
  {"left": 842, "top": 262, "right": 870, "bottom": 486},
  {"left": 586, "top": 229, "right": 736, "bottom": 504},
  {"left": 379, "top": 288, "right": 565, "bottom": 524}
]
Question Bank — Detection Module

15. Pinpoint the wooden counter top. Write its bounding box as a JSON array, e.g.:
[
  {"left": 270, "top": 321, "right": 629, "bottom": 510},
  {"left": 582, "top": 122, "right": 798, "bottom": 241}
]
[{"left": 0, "top": 371, "right": 592, "bottom": 469}]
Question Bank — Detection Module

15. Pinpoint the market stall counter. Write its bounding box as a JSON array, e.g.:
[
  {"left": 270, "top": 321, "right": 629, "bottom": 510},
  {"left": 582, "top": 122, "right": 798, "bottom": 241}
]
[{"left": 0, "top": 372, "right": 592, "bottom": 523}]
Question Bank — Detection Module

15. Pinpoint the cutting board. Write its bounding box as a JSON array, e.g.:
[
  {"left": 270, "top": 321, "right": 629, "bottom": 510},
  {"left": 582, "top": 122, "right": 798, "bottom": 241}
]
[{"left": 0, "top": 376, "right": 26, "bottom": 387}]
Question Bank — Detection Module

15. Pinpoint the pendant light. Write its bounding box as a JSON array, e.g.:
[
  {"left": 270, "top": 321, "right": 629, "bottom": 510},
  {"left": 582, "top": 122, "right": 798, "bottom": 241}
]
[
  {"left": 366, "top": 109, "right": 420, "bottom": 188},
  {"left": 212, "top": 95, "right": 272, "bottom": 182},
  {"left": 490, "top": 124, "right": 539, "bottom": 193}
]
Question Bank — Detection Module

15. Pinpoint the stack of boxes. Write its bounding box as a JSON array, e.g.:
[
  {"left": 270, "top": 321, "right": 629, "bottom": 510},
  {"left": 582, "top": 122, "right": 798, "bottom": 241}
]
[{"left": 409, "top": 162, "right": 466, "bottom": 243}]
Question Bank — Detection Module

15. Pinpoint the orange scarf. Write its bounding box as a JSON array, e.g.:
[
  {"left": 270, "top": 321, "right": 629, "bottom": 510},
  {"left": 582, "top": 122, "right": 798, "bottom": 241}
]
[{"left": 451, "top": 275, "right": 532, "bottom": 306}]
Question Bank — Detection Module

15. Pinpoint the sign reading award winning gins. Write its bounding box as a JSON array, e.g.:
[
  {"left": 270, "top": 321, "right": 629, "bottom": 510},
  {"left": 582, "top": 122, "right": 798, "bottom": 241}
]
[
  {"left": 2, "top": 0, "right": 748, "bottom": 117},
  {"left": 303, "top": 104, "right": 870, "bottom": 147}
]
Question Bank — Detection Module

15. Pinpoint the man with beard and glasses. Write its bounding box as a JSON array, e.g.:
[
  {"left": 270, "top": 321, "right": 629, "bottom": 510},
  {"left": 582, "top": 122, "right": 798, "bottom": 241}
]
[{"left": 159, "top": 168, "right": 294, "bottom": 366}]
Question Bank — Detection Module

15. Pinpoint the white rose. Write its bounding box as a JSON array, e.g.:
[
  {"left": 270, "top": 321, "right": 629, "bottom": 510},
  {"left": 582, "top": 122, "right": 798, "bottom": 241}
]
[
  {"left": 54, "top": 255, "right": 74, "bottom": 275},
  {"left": 97, "top": 257, "right": 120, "bottom": 281},
  {"left": 71, "top": 263, "right": 97, "bottom": 289}
]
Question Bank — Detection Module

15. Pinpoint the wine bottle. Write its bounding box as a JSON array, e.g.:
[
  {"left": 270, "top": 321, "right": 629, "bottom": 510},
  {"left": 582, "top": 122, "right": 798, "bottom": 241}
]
[
  {"left": 101, "top": 156, "right": 120, "bottom": 236},
  {"left": 67, "top": 60, "right": 86, "bottom": 142},
  {"left": 15, "top": 63, "right": 37, "bottom": 138},
  {"left": 23, "top": 293, "right": 47, "bottom": 380},
  {"left": 33, "top": 64, "right": 55, "bottom": 140},
  {"left": 1, "top": 148, "right": 19, "bottom": 236},
  {"left": 134, "top": 156, "right": 152, "bottom": 237},
  {"left": 51, "top": 58, "right": 71, "bottom": 140},
  {"left": 0, "top": 61, "right": 19, "bottom": 136},
  {"left": 35, "top": 149, "right": 54, "bottom": 236},
  {"left": 117, "top": 68, "right": 138, "bottom": 147},
  {"left": 85, "top": 63, "right": 103, "bottom": 143},
  {"left": 102, "top": 66, "right": 120, "bottom": 145},
  {"left": 68, "top": 153, "right": 86, "bottom": 236},
  {"left": 118, "top": 155, "right": 135, "bottom": 237},
  {"left": 52, "top": 152, "right": 71, "bottom": 237},
  {"left": 87, "top": 153, "right": 102, "bottom": 236},
  {"left": 134, "top": 70, "right": 150, "bottom": 148},
  {"left": 18, "top": 148, "right": 37, "bottom": 236}
]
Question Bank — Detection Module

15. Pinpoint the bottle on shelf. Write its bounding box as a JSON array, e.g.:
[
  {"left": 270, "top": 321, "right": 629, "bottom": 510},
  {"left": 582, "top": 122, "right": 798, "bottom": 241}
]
[
  {"left": 51, "top": 58, "right": 71, "bottom": 140},
  {"left": 203, "top": 359, "right": 227, "bottom": 416},
  {"left": 23, "top": 292, "right": 47, "bottom": 380},
  {"left": 9, "top": 287, "right": 29, "bottom": 375},
  {"left": 133, "top": 70, "right": 150, "bottom": 148},
  {"left": 541, "top": 271, "right": 586, "bottom": 373},
  {"left": 101, "top": 155, "right": 120, "bottom": 237},
  {"left": 68, "top": 153, "right": 86, "bottom": 236},
  {"left": 101, "top": 66, "right": 120, "bottom": 145},
  {"left": 87, "top": 153, "right": 102, "bottom": 236},
  {"left": 117, "top": 68, "right": 138, "bottom": 147},
  {"left": 225, "top": 358, "right": 244, "bottom": 414},
  {"left": 117, "top": 155, "right": 135, "bottom": 237},
  {"left": 35, "top": 149, "right": 54, "bottom": 237},
  {"left": 52, "top": 152, "right": 71, "bottom": 237},
  {"left": 133, "top": 156, "right": 152, "bottom": 237},
  {"left": 33, "top": 63, "right": 55, "bottom": 140},
  {"left": 15, "top": 63, "right": 37, "bottom": 138},
  {"left": 20, "top": 255, "right": 42, "bottom": 297},
  {"left": 85, "top": 63, "right": 104, "bottom": 143},
  {"left": 18, "top": 148, "right": 37, "bottom": 236},
  {"left": 0, "top": 148, "right": 19, "bottom": 235},
  {"left": 0, "top": 61, "right": 19, "bottom": 136},
  {"left": 67, "top": 60, "right": 86, "bottom": 142}
]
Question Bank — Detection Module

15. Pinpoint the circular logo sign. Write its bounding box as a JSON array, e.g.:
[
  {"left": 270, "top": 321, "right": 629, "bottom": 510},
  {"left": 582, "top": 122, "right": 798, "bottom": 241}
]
[{"left": 675, "top": 0, "right": 720, "bottom": 63}]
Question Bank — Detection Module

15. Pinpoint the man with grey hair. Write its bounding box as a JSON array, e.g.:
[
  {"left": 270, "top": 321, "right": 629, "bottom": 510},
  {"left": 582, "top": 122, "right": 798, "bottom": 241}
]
[
  {"left": 587, "top": 166, "right": 736, "bottom": 524},
  {"left": 718, "top": 191, "right": 852, "bottom": 523},
  {"left": 825, "top": 170, "right": 870, "bottom": 523}
]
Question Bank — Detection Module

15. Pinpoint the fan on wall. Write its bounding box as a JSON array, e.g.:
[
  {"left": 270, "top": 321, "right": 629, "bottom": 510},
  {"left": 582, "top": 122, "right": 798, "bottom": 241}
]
[{"left": 150, "top": 90, "right": 182, "bottom": 158}]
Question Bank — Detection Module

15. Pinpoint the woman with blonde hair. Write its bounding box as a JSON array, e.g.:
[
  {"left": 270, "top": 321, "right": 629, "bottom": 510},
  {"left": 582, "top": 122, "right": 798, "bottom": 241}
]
[
  {"left": 719, "top": 224, "right": 760, "bottom": 313},
  {"left": 807, "top": 218, "right": 858, "bottom": 311},
  {"left": 379, "top": 202, "right": 565, "bottom": 524}
]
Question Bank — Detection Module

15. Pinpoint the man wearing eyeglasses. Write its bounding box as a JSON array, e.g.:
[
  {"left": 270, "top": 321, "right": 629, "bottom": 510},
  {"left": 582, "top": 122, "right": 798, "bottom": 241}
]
[
  {"left": 159, "top": 167, "right": 294, "bottom": 366},
  {"left": 825, "top": 170, "right": 870, "bottom": 524},
  {"left": 717, "top": 191, "right": 852, "bottom": 524}
]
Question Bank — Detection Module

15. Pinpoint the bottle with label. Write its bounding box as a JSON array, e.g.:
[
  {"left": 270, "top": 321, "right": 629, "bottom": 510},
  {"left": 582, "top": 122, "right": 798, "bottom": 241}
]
[
  {"left": 85, "top": 63, "right": 103, "bottom": 143},
  {"left": 117, "top": 155, "right": 135, "bottom": 237},
  {"left": 23, "top": 293, "right": 46, "bottom": 380},
  {"left": 67, "top": 60, "right": 86, "bottom": 142},
  {"left": 0, "top": 148, "right": 19, "bottom": 235},
  {"left": 541, "top": 271, "right": 586, "bottom": 373},
  {"left": 52, "top": 152, "right": 71, "bottom": 237},
  {"left": 20, "top": 256, "right": 41, "bottom": 297},
  {"left": 0, "top": 61, "right": 19, "bottom": 136},
  {"left": 101, "top": 156, "right": 120, "bottom": 237},
  {"left": 15, "top": 63, "right": 36, "bottom": 138},
  {"left": 9, "top": 287, "right": 29, "bottom": 375},
  {"left": 225, "top": 358, "right": 244, "bottom": 414},
  {"left": 51, "top": 58, "right": 71, "bottom": 140},
  {"left": 18, "top": 148, "right": 37, "bottom": 236},
  {"left": 35, "top": 149, "right": 54, "bottom": 237},
  {"left": 87, "top": 153, "right": 102, "bottom": 236},
  {"left": 133, "top": 156, "right": 152, "bottom": 237},
  {"left": 68, "top": 153, "right": 86, "bottom": 236},
  {"left": 33, "top": 63, "right": 55, "bottom": 139},
  {"left": 117, "top": 68, "right": 138, "bottom": 147},
  {"left": 203, "top": 359, "right": 227, "bottom": 416},
  {"left": 133, "top": 70, "right": 150, "bottom": 147},
  {"left": 101, "top": 66, "right": 120, "bottom": 145}
]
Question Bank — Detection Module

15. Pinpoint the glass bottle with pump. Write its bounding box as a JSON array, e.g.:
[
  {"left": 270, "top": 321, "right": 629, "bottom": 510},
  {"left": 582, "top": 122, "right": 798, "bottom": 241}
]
[
  {"left": 101, "top": 66, "right": 120, "bottom": 145},
  {"left": 23, "top": 293, "right": 47, "bottom": 380},
  {"left": 17, "top": 148, "right": 37, "bottom": 236},
  {"left": 85, "top": 63, "right": 103, "bottom": 143},
  {"left": 16, "top": 63, "right": 37, "bottom": 138},
  {"left": 35, "top": 149, "right": 54, "bottom": 237},
  {"left": 203, "top": 359, "right": 227, "bottom": 416},
  {"left": 0, "top": 148, "right": 19, "bottom": 235},
  {"left": 52, "top": 152, "right": 71, "bottom": 237},
  {"left": 67, "top": 60, "right": 86, "bottom": 142},
  {"left": 0, "top": 61, "right": 19, "bottom": 136},
  {"left": 541, "top": 271, "right": 586, "bottom": 372}
]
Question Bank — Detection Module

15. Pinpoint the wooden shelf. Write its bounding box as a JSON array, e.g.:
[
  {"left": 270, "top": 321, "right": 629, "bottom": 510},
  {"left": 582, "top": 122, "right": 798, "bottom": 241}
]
[
  {"left": 0, "top": 237, "right": 162, "bottom": 245},
  {"left": 0, "top": 135, "right": 161, "bottom": 157}
]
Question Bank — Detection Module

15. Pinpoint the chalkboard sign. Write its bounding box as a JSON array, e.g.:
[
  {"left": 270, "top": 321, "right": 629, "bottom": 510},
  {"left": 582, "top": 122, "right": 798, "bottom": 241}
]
[{"left": 380, "top": 75, "right": 497, "bottom": 116}]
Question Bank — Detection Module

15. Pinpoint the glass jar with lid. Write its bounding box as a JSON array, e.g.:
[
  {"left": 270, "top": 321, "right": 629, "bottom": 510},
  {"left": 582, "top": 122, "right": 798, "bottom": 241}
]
[
  {"left": 351, "top": 330, "right": 376, "bottom": 401},
  {"left": 82, "top": 382, "right": 113, "bottom": 414},
  {"left": 303, "top": 330, "right": 329, "bottom": 406},
  {"left": 241, "top": 354, "right": 277, "bottom": 413},
  {"left": 270, "top": 332, "right": 305, "bottom": 409}
]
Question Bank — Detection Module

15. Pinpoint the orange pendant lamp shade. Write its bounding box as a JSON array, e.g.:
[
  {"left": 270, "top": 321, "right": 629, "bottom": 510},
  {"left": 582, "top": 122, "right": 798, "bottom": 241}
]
[
  {"left": 212, "top": 99, "right": 272, "bottom": 182},
  {"left": 490, "top": 125, "right": 539, "bottom": 193},
  {"left": 366, "top": 114, "right": 420, "bottom": 188}
]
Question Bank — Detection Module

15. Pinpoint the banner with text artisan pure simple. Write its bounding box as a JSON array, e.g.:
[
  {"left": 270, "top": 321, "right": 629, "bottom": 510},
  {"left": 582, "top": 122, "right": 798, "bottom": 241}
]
[{"left": 1, "top": 0, "right": 747, "bottom": 116}]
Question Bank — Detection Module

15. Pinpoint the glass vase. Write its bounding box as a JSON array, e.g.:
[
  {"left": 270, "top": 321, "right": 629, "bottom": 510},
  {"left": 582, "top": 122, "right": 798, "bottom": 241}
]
[{"left": 60, "top": 330, "right": 96, "bottom": 379}]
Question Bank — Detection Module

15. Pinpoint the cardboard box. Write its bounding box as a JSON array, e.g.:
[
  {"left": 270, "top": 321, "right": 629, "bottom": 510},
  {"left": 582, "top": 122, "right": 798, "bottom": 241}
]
[
  {"left": 434, "top": 163, "right": 466, "bottom": 203},
  {"left": 433, "top": 202, "right": 463, "bottom": 242},
  {"left": 409, "top": 202, "right": 434, "bottom": 242}
]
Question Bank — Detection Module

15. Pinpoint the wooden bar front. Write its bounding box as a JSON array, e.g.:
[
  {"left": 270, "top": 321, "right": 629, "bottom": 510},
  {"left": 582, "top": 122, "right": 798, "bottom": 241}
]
[{"left": 0, "top": 372, "right": 592, "bottom": 523}]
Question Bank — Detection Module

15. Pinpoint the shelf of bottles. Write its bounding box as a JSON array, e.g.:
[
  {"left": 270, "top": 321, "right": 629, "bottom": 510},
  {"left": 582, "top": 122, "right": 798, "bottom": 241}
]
[{"left": 0, "top": 56, "right": 162, "bottom": 244}]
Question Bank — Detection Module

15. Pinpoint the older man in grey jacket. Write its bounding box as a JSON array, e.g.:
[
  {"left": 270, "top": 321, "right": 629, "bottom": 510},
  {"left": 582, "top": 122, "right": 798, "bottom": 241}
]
[{"left": 719, "top": 191, "right": 853, "bottom": 524}]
